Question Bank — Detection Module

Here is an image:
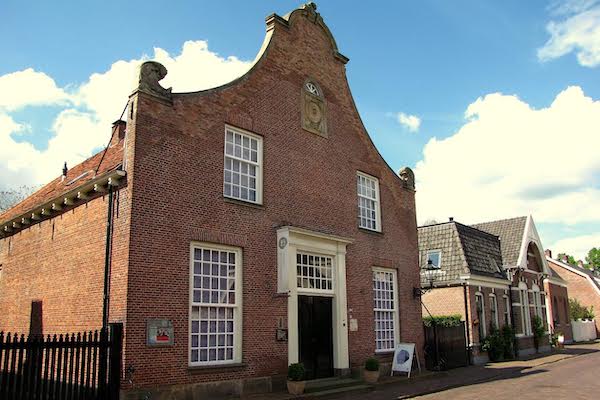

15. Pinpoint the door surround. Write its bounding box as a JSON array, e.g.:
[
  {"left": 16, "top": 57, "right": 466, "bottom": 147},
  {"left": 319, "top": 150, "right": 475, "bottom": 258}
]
[{"left": 276, "top": 226, "right": 353, "bottom": 375}]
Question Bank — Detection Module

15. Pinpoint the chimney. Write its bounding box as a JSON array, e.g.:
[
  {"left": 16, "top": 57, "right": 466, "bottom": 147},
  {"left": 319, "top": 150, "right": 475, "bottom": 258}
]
[
  {"left": 449, "top": 217, "right": 454, "bottom": 222},
  {"left": 61, "top": 162, "right": 68, "bottom": 182},
  {"left": 109, "top": 120, "right": 126, "bottom": 147},
  {"left": 544, "top": 249, "right": 552, "bottom": 258},
  {"left": 578, "top": 260, "right": 584, "bottom": 268},
  {"left": 561, "top": 255, "right": 569, "bottom": 264}
]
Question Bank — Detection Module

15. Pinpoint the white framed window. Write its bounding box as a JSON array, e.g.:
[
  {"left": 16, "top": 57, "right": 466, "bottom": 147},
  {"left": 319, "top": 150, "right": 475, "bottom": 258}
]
[
  {"left": 189, "top": 243, "right": 242, "bottom": 366},
  {"left": 519, "top": 284, "right": 532, "bottom": 335},
  {"left": 426, "top": 250, "right": 442, "bottom": 269},
  {"left": 296, "top": 252, "right": 334, "bottom": 293},
  {"left": 503, "top": 295, "right": 511, "bottom": 326},
  {"left": 373, "top": 268, "right": 399, "bottom": 352},
  {"left": 357, "top": 172, "right": 381, "bottom": 232},
  {"left": 224, "top": 126, "right": 263, "bottom": 204},
  {"left": 475, "top": 293, "right": 486, "bottom": 340},
  {"left": 489, "top": 294, "right": 499, "bottom": 330}
]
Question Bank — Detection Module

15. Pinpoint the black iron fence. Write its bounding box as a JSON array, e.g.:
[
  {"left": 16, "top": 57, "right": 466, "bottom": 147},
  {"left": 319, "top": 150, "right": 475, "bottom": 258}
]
[
  {"left": 0, "top": 323, "right": 122, "bottom": 400},
  {"left": 424, "top": 321, "right": 469, "bottom": 370}
]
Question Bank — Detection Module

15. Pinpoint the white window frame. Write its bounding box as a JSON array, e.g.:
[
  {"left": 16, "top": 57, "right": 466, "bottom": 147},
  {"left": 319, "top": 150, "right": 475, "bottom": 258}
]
[
  {"left": 426, "top": 250, "right": 442, "bottom": 269},
  {"left": 189, "top": 242, "right": 243, "bottom": 366},
  {"left": 357, "top": 171, "right": 382, "bottom": 232},
  {"left": 373, "top": 267, "right": 399, "bottom": 353},
  {"left": 489, "top": 293, "right": 499, "bottom": 330},
  {"left": 475, "top": 292, "right": 486, "bottom": 340},
  {"left": 296, "top": 251, "right": 334, "bottom": 295},
  {"left": 223, "top": 125, "right": 263, "bottom": 204},
  {"left": 518, "top": 283, "right": 532, "bottom": 336}
]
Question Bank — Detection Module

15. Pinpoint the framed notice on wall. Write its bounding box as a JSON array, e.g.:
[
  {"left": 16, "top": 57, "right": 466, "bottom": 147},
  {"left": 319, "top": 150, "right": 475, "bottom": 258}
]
[
  {"left": 391, "top": 343, "right": 421, "bottom": 378},
  {"left": 147, "top": 319, "right": 174, "bottom": 346}
]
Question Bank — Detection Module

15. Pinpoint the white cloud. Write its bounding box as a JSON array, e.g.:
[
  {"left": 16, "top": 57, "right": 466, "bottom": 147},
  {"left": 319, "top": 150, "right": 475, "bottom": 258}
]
[
  {"left": 395, "top": 112, "right": 421, "bottom": 132},
  {"left": 0, "top": 69, "right": 70, "bottom": 111},
  {"left": 550, "top": 233, "right": 600, "bottom": 260},
  {"left": 415, "top": 86, "right": 600, "bottom": 226},
  {"left": 538, "top": 1, "right": 600, "bottom": 67},
  {"left": 0, "top": 40, "right": 252, "bottom": 190}
]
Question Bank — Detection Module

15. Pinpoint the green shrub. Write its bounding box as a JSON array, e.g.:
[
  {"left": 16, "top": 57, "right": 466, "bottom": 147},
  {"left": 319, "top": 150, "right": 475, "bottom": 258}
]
[
  {"left": 288, "top": 363, "right": 305, "bottom": 381},
  {"left": 364, "top": 357, "right": 379, "bottom": 371},
  {"left": 481, "top": 328, "right": 504, "bottom": 361},
  {"left": 569, "top": 298, "right": 595, "bottom": 320},
  {"left": 532, "top": 315, "right": 546, "bottom": 352},
  {"left": 423, "top": 314, "right": 462, "bottom": 327},
  {"left": 501, "top": 324, "right": 515, "bottom": 359}
]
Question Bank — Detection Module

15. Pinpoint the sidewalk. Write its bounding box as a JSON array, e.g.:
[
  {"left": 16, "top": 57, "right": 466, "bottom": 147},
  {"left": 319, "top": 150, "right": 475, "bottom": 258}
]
[{"left": 242, "top": 341, "right": 600, "bottom": 400}]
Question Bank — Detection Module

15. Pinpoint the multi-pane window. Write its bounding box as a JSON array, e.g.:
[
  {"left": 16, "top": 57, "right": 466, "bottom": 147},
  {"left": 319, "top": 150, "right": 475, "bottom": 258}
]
[
  {"left": 489, "top": 294, "right": 499, "bottom": 330},
  {"left": 190, "top": 244, "right": 241, "bottom": 366},
  {"left": 503, "top": 295, "right": 511, "bottom": 326},
  {"left": 373, "top": 269, "right": 398, "bottom": 352},
  {"left": 296, "top": 253, "right": 333, "bottom": 292},
  {"left": 519, "top": 288, "right": 531, "bottom": 335},
  {"left": 475, "top": 293, "right": 486, "bottom": 340},
  {"left": 426, "top": 250, "right": 441, "bottom": 269},
  {"left": 357, "top": 172, "right": 381, "bottom": 231},
  {"left": 224, "top": 126, "right": 262, "bottom": 204}
]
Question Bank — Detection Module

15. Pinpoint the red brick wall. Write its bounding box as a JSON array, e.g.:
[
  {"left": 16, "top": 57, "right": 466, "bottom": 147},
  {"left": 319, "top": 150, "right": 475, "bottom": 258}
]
[
  {"left": 544, "top": 281, "right": 573, "bottom": 342},
  {"left": 122, "top": 10, "right": 421, "bottom": 390},
  {"left": 0, "top": 187, "right": 131, "bottom": 335},
  {"left": 549, "top": 260, "right": 600, "bottom": 333}
]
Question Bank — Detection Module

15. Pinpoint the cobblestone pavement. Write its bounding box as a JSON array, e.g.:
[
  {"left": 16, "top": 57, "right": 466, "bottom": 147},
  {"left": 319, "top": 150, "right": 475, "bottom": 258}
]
[
  {"left": 413, "top": 347, "right": 600, "bottom": 400},
  {"left": 311, "top": 342, "right": 600, "bottom": 400}
]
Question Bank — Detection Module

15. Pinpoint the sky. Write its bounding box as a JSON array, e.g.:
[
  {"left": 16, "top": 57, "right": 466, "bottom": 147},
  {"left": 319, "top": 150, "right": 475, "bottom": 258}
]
[{"left": 1, "top": 0, "right": 599, "bottom": 260}]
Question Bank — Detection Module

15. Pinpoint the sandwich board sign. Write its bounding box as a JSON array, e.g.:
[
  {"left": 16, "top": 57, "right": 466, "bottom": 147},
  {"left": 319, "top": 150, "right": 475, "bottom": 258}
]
[{"left": 391, "top": 343, "right": 421, "bottom": 378}]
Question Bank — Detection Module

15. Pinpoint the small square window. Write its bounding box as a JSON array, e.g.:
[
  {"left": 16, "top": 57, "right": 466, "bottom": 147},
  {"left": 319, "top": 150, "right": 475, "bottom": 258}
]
[{"left": 426, "top": 250, "right": 441, "bottom": 269}]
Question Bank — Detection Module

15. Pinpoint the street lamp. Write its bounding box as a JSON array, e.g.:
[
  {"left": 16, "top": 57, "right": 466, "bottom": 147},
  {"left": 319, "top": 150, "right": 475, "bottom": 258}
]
[{"left": 413, "top": 258, "right": 438, "bottom": 298}]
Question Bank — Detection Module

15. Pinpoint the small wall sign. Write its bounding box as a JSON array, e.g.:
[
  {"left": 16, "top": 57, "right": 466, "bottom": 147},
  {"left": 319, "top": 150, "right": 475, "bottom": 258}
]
[
  {"left": 276, "top": 328, "right": 288, "bottom": 342},
  {"left": 349, "top": 318, "right": 358, "bottom": 332},
  {"left": 147, "top": 319, "right": 174, "bottom": 346}
]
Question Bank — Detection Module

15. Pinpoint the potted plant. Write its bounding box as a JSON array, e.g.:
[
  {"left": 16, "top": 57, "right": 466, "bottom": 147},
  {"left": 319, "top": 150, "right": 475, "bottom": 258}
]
[
  {"left": 363, "top": 357, "right": 380, "bottom": 384},
  {"left": 287, "top": 363, "right": 305, "bottom": 395}
]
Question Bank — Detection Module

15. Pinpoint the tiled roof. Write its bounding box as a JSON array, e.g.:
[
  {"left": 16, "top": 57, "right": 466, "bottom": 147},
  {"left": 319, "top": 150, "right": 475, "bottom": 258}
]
[
  {"left": 0, "top": 141, "right": 124, "bottom": 223},
  {"left": 418, "top": 221, "right": 506, "bottom": 285},
  {"left": 472, "top": 216, "right": 527, "bottom": 267}
]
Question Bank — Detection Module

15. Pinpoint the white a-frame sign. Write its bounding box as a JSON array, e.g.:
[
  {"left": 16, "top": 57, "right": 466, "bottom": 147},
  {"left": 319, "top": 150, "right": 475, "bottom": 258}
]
[{"left": 391, "top": 343, "right": 421, "bottom": 378}]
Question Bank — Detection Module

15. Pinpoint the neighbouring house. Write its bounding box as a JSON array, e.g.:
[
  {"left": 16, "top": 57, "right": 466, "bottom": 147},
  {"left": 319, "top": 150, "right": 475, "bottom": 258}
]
[
  {"left": 545, "top": 251, "right": 600, "bottom": 335},
  {"left": 473, "top": 216, "right": 552, "bottom": 356},
  {"left": 0, "top": 3, "right": 423, "bottom": 398},
  {"left": 418, "top": 219, "right": 512, "bottom": 364},
  {"left": 542, "top": 250, "right": 573, "bottom": 343}
]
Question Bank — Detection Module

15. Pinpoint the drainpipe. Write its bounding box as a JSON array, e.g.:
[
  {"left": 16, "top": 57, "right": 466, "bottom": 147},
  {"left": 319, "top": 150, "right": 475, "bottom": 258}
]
[
  {"left": 508, "top": 270, "right": 518, "bottom": 358},
  {"left": 102, "top": 185, "right": 115, "bottom": 330},
  {"left": 463, "top": 282, "right": 471, "bottom": 365}
]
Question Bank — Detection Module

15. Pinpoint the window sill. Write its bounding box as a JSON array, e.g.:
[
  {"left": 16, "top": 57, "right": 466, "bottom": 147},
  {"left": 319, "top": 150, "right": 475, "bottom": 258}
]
[
  {"left": 223, "top": 197, "right": 264, "bottom": 210},
  {"left": 188, "top": 362, "right": 247, "bottom": 372},
  {"left": 358, "top": 227, "right": 383, "bottom": 236}
]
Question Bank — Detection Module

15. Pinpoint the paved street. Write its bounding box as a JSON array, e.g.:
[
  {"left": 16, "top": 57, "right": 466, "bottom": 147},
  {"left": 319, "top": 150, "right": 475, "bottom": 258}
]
[{"left": 414, "top": 349, "right": 600, "bottom": 400}]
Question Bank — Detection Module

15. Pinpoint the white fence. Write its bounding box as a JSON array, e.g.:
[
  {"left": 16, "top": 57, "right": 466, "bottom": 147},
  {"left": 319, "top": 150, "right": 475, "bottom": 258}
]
[{"left": 571, "top": 319, "right": 597, "bottom": 342}]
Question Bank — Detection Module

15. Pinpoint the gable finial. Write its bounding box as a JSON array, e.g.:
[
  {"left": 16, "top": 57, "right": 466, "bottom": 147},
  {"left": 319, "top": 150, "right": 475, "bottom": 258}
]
[{"left": 136, "top": 61, "right": 173, "bottom": 101}]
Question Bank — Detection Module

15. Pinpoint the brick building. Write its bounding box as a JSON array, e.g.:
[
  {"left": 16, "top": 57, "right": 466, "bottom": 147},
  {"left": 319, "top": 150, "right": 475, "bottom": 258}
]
[
  {"left": 419, "top": 216, "right": 554, "bottom": 363},
  {"left": 545, "top": 251, "right": 600, "bottom": 335},
  {"left": 0, "top": 3, "right": 423, "bottom": 397}
]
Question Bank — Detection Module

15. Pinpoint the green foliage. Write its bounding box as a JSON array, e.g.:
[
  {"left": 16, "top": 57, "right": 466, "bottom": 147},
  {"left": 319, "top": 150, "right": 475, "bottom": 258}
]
[
  {"left": 557, "top": 253, "right": 577, "bottom": 265},
  {"left": 569, "top": 298, "right": 595, "bottom": 320},
  {"left": 423, "top": 314, "right": 462, "bottom": 327},
  {"left": 532, "top": 315, "right": 546, "bottom": 352},
  {"left": 287, "top": 363, "right": 305, "bottom": 381},
  {"left": 586, "top": 247, "right": 600, "bottom": 271},
  {"left": 364, "top": 357, "right": 379, "bottom": 371},
  {"left": 481, "top": 328, "right": 504, "bottom": 361},
  {"left": 501, "top": 324, "right": 515, "bottom": 359}
]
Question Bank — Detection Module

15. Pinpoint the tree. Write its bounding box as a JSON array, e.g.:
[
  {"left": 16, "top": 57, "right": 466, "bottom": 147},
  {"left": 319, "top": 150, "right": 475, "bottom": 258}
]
[
  {"left": 586, "top": 247, "right": 600, "bottom": 271},
  {"left": 0, "top": 186, "right": 38, "bottom": 212},
  {"left": 557, "top": 253, "right": 576, "bottom": 265}
]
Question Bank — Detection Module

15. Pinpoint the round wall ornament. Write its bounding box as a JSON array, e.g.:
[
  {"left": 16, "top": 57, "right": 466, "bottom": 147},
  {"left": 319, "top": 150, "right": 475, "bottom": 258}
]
[{"left": 278, "top": 237, "right": 288, "bottom": 249}]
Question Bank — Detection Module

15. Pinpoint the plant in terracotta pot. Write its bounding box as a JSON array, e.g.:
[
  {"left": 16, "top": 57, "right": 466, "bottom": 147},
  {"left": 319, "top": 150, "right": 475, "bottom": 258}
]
[
  {"left": 287, "top": 363, "right": 305, "bottom": 395},
  {"left": 363, "top": 357, "right": 380, "bottom": 384}
]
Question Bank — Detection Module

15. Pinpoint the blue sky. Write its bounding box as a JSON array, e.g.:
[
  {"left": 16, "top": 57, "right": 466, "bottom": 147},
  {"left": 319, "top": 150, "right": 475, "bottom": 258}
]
[{"left": 1, "top": 0, "right": 599, "bottom": 259}]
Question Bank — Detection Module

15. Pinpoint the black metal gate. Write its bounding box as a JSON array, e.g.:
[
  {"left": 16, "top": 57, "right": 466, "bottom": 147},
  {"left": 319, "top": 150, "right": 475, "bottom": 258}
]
[
  {"left": 424, "top": 322, "right": 468, "bottom": 370},
  {"left": 0, "top": 323, "right": 123, "bottom": 400}
]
